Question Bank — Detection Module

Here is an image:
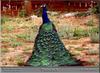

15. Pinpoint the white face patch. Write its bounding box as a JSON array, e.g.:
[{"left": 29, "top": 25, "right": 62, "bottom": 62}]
[{"left": 41, "top": 4, "right": 46, "bottom": 8}]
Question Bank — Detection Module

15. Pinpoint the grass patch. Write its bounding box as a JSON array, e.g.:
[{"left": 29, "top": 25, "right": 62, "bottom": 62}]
[
  {"left": 89, "top": 27, "right": 99, "bottom": 33},
  {"left": 11, "top": 42, "right": 23, "bottom": 48},
  {"left": 90, "top": 33, "right": 99, "bottom": 43},
  {"left": 1, "top": 16, "right": 11, "bottom": 24},
  {"left": 10, "top": 38, "right": 23, "bottom": 47},
  {"left": 15, "top": 56, "right": 24, "bottom": 66},
  {"left": 1, "top": 34, "right": 10, "bottom": 37},
  {"left": 16, "top": 33, "right": 34, "bottom": 42},
  {"left": 1, "top": 38, "right": 10, "bottom": 43},
  {"left": 2, "top": 25, "right": 14, "bottom": 32},
  {"left": 16, "top": 25, "right": 38, "bottom": 42},
  {"left": 6, "top": 25, "right": 14, "bottom": 32},
  {"left": 86, "top": 19, "right": 94, "bottom": 26},
  {"left": 76, "top": 48, "right": 85, "bottom": 51},
  {"left": 1, "top": 48, "right": 9, "bottom": 53},
  {"left": 89, "top": 27, "right": 99, "bottom": 43},
  {"left": 73, "top": 28, "right": 89, "bottom": 38},
  {"left": 16, "top": 34, "right": 29, "bottom": 40},
  {"left": 57, "top": 25, "right": 99, "bottom": 39},
  {"left": 57, "top": 25, "right": 74, "bottom": 39},
  {"left": 75, "top": 12, "right": 90, "bottom": 17}
]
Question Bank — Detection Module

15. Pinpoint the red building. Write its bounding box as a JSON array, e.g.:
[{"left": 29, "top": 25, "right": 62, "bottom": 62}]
[{"left": 1, "top": 0, "right": 99, "bottom": 16}]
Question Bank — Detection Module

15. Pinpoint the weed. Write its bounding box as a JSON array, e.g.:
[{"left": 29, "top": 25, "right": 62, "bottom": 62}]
[
  {"left": 15, "top": 56, "right": 24, "bottom": 66},
  {"left": 73, "top": 28, "right": 88, "bottom": 38},
  {"left": 89, "top": 27, "right": 99, "bottom": 43},
  {"left": 1, "top": 38, "right": 10, "bottom": 43},
  {"left": 1, "top": 34, "right": 10, "bottom": 37},
  {"left": 2, "top": 25, "right": 14, "bottom": 32},
  {"left": 89, "top": 27, "right": 99, "bottom": 34},
  {"left": 90, "top": 33, "right": 99, "bottom": 43},
  {"left": 6, "top": 25, "right": 14, "bottom": 31},
  {"left": 16, "top": 34, "right": 32, "bottom": 42},
  {"left": 16, "top": 34, "right": 28, "bottom": 39},
  {"left": 76, "top": 48, "right": 85, "bottom": 51},
  {"left": 86, "top": 19, "right": 94, "bottom": 26},
  {"left": 1, "top": 48, "right": 9, "bottom": 53},
  {"left": 57, "top": 25, "right": 90, "bottom": 39},
  {"left": 1, "top": 16, "right": 10, "bottom": 24},
  {"left": 11, "top": 42, "right": 23, "bottom": 48}
]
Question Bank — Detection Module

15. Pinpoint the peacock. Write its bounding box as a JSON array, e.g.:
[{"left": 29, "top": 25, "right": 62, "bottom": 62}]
[{"left": 26, "top": 5, "right": 83, "bottom": 67}]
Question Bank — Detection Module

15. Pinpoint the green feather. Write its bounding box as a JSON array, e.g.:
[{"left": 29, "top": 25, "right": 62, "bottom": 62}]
[
  {"left": 27, "top": 22, "right": 81, "bottom": 67},
  {"left": 41, "top": 23, "right": 53, "bottom": 31}
]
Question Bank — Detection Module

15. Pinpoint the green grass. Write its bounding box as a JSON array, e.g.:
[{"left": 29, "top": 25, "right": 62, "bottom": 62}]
[
  {"left": 9, "top": 38, "right": 23, "bottom": 47},
  {"left": 89, "top": 27, "right": 99, "bottom": 43},
  {"left": 57, "top": 24, "right": 99, "bottom": 40},
  {"left": 86, "top": 19, "right": 94, "bottom": 26},
  {"left": 6, "top": 25, "right": 14, "bottom": 31},
  {"left": 2, "top": 36, "right": 24, "bottom": 48},
  {"left": 76, "top": 48, "right": 85, "bottom": 51},
  {"left": 73, "top": 28, "right": 89, "bottom": 38},
  {"left": 1, "top": 16, "right": 11, "bottom": 24},
  {"left": 1, "top": 38, "right": 10, "bottom": 43},
  {"left": 1, "top": 34, "right": 10, "bottom": 37},
  {"left": 57, "top": 25, "right": 74, "bottom": 39},
  {"left": 16, "top": 34, "right": 29, "bottom": 40},
  {"left": 15, "top": 56, "right": 24, "bottom": 66},
  {"left": 89, "top": 27, "right": 99, "bottom": 33},
  {"left": 16, "top": 33, "right": 34, "bottom": 42},
  {"left": 1, "top": 25, "right": 14, "bottom": 32},
  {"left": 1, "top": 48, "right": 9, "bottom": 53},
  {"left": 11, "top": 42, "right": 23, "bottom": 48},
  {"left": 90, "top": 33, "right": 99, "bottom": 43},
  {"left": 15, "top": 25, "right": 38, "bottom": 42}
]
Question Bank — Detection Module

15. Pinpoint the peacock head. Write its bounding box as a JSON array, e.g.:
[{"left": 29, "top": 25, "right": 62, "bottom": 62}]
[{"left": 41, "top": 4, "right": 51, "bottom": 24}]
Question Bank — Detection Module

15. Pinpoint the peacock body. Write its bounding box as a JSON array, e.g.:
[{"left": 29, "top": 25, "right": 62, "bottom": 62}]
[{"left": 26, "top": 5, "right": 82, "bottom": 67}]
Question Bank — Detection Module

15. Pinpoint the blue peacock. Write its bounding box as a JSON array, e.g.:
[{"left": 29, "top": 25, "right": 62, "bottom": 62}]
[{"left": 26, "top": 5, "right": 83, "bottom": 67}]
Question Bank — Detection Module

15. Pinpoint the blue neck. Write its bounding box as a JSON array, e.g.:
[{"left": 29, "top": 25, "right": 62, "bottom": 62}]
[{"left": 42, "top": 7, "right": 50, "bottom": 24}]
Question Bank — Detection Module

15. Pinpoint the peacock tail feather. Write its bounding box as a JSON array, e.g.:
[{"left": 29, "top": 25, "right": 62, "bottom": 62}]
[{"left": 26, "top": 5, "right": 82, "bottom": 67}]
